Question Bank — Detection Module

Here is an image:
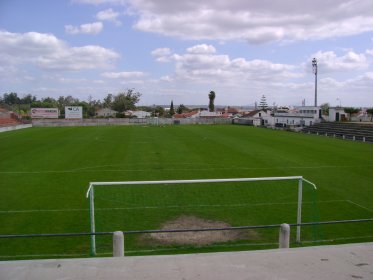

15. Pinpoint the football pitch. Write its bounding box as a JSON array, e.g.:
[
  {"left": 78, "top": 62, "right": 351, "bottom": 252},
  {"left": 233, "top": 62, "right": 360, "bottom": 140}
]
[{"left": 0, "top": 125, "right": 372, "bottom": 259}]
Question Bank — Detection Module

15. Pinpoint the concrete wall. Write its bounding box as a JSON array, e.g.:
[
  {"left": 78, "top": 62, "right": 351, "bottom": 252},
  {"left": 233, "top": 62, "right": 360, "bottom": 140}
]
[
  {"left": 32, "top": 118, "right": 232, "bottom": 127},
  {"left": 0, "top": 124, "right": 32, "bottom": 133}
]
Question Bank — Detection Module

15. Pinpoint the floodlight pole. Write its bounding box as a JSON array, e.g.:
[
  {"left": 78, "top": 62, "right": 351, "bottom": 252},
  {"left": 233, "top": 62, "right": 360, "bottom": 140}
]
[
  {"left": 89, "top": 184, "right": 96, "bottom": 256},
  {"left": 312, "top": 58, "right": 318, "bottom": 107}
]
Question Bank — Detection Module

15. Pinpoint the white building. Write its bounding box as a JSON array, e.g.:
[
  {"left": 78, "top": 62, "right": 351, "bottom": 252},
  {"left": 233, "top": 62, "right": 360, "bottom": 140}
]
[
  {"left": 273, "top": 106, "right": 321, "bottom": 127},
  {"left": 242, "top": 110, "right": 272, "bottom": 126},
  {"left": 130, "top": 110, "right": 151, "bottom": 118},
  {"left": 328, "top": 107, "right": 347, "bottom": 122},
  {"left": 96, "top": 108, "right": 117, "bottom": 117}
]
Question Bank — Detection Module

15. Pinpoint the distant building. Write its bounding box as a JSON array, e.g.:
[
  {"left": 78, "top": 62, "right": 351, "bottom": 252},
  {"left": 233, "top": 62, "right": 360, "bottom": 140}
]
[
  {"left": 129, "top": 110, "right": 151, "bottom": 118},
  {"left": 328, "top": 107, "right": 347, "bottom": 122},
  {"left": 242, "top": 110, "right": 271, "bottom": 126},
  {"left": 96, "top": 108, "right": 117, "bottom": 117},
  {"left": 273, "top": 106, "right": 321, "bottom": 127}
]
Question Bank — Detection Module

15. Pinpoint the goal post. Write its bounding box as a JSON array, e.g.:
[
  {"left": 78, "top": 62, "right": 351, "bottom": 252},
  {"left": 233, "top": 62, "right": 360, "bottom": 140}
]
[{"left": 86, "top": 176, "right": 317, "bottom": 256}]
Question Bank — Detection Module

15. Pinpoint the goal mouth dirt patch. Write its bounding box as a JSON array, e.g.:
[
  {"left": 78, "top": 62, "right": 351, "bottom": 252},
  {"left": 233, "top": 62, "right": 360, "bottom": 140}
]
[{"left": 142, "top": 215, "right": 259, "bottom": 246}]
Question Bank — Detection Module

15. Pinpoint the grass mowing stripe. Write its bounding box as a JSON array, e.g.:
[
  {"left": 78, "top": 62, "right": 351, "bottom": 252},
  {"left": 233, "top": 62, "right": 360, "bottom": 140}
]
[
  {"left": 0, "top": 200, "right": 347, "bottom": 213},
  {"left": 2, "top": 164, "right": 373, "bottom": 174}
]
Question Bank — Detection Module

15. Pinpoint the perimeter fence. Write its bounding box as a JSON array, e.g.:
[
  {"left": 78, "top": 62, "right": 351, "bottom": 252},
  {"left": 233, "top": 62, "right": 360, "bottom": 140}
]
[{"left": 0, "top": 219, "right": 372, "bottom": 259}]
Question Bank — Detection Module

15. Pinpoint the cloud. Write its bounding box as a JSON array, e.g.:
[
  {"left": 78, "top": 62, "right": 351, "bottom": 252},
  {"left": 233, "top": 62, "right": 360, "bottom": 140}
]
[
  {"left": 151, "top": 47, "right": 172, "bottom": 62},
  {"left": 124, "top": 0, "right": 373, "bottom": 43},
  {"left": 73, "top": 0, "right": 125, "bottom": 5},
  {"left": 186, "top": 44, "right": 216, "bottom": 54},
  {"left": 0, "top": 30, "right": 119, "bottom": 71},
  {"left": 155, "top": 44, "right": 299, "bottom": 84},
  {"left": 101, "top": 71, "right": 146, "bottom": 78},
  {"left": 65, "top": 22, "right": 103, "bottom": 35},
  {"left": 312, "top": 50, "right": 368, "bottom": 72},
  {"left": 96, "top": 8, "right": 122, "bottom": 25}
]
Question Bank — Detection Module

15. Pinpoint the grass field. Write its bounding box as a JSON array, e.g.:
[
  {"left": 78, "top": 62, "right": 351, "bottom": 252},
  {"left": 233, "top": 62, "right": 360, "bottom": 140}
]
[{"left": 0, "top": 124, "right": 372, "bottom": 259}]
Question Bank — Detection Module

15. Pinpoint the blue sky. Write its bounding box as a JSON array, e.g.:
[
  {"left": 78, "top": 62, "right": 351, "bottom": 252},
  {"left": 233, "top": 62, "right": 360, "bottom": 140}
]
[{"left": 1, "top": 0, "right": 373, "bottom": 107}]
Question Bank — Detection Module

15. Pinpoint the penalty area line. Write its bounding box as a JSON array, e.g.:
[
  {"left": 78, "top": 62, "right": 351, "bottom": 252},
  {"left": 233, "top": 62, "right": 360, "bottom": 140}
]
[{"left": 345, "top": 200, "right": 373, "bottom": 213}]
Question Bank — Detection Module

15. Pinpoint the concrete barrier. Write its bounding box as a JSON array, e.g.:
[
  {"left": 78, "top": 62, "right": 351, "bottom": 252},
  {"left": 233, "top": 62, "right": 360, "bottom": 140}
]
[
  {"left": 0, "top": 124, "right": 32, "bottom": 133},
  {"left": 113, "top": 231, "right": 124, "bottom": 257},
  {"left": 279, "top": 223, "right": 290, "bottom": 249}
]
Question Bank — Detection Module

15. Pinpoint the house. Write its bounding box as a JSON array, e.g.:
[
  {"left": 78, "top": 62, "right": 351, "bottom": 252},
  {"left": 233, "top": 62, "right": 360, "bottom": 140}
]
[
  {"left": 129, "top": 110, "right": 151, "bottom": 118},
  {"left": 328, "top": 107, "right": 347, "bottom": 122},
  {"left": 173, "top": 111, "right": 199, "bottom": 118},
  {"left": 273, "top": 106, "right": 321, "bottom": 127},
  {"left": 96, "top": 108, "right": 117, "bottom": 117},
  {"left": 242, "top": 110, "right": 271, "bottom": 126}
]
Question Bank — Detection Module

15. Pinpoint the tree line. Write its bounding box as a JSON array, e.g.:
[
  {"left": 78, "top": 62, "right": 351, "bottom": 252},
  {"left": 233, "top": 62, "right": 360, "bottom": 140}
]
[{"left": 0, "top": 90, "right": 193, "bottom": 118}]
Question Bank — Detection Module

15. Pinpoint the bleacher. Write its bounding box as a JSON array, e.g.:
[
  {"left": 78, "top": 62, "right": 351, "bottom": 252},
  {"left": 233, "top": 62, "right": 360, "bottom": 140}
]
[
  {"left": 302, "top": 122, "right": 373, "bottom": 143},
  {"left": 0, "top": 118, "right": 21, "bottom": 127},
  {"left": 0, "top": 108, "right": 23, "bottom": 127}
]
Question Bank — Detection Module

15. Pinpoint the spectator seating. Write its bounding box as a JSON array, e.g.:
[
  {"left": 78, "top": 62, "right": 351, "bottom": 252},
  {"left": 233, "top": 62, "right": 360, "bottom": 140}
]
[{"left": 302, "top": 122, "right": 373, "bottom": 143}]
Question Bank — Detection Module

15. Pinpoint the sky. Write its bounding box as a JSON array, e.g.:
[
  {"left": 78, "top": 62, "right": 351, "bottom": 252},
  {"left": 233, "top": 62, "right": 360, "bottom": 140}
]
[{"left": 0, "top": 0, "right": 373, "bottom": 107}]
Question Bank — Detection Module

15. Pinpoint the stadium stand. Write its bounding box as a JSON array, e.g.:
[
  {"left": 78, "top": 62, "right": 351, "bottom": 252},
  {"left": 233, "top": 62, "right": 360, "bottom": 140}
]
[
  {"left": 0, "top": 108, "right": 23, "bottom": 127},
  {"left": 302, "top": 122, "right": 373, "bottom": 142}
]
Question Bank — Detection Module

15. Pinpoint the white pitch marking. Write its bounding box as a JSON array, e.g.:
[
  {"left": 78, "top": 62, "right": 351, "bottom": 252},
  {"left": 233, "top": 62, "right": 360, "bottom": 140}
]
[{"left": 346, "top": 200, "right": 373, "bottom": 213}]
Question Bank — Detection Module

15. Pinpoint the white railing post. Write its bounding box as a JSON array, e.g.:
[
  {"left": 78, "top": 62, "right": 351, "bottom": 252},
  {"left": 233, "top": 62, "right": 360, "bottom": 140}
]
[
  {"left": 89, "top": 185, "right": 96, "bottom": 256},
  {"left": 113, "top": 231, "right": 124, "bottom": 257},
  {"left": 296, "top": 178, "right": 303, "bottom": 243},
  {"left": 279, "top": 223, "right": 290, "bottom": 249}
]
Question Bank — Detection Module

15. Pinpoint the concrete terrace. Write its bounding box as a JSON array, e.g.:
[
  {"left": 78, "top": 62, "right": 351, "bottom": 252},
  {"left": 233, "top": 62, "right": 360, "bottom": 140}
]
[{"left": 1, "top": 243, "right": 372, "bottom": 280}]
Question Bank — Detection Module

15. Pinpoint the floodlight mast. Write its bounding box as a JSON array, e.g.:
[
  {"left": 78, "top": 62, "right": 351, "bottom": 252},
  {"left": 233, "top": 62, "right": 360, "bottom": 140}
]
[{"left": 312, "top": 58, "right": 318, "bottom": 107}]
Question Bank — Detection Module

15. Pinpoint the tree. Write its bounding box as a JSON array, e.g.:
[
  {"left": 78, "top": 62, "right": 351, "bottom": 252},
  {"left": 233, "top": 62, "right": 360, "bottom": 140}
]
[
  {"left": 177, "top": 104, "right": 187, "bottom": 114},
  {"left": 344, "top": 107, "right": 360, "bottom": 121},
  {"left": 208, "top": 91, "right": 216, "bottom": 112},
  {"left": 320, "top": 103, "right": 330, "bottom": 116},
  {"left": 112, "top": 89, "right": 141, "bottom": 113},
  {"left": 103, "top": 94, "right": 113, "bottom": 108},
  {"left": 3, "top": 92, "right": 20, "bottom": 105},
  {"left": 152, "top": 106, "right": 164, "bottom": 117},
  {"left": 366, "top": 108, "right": 373, "bottom": 122},
  {"left": 169, "top": 100, "right": 175, "bottom": 117},
  {"left": 259, "top": 95, "right": 268, "bottom": 110}
]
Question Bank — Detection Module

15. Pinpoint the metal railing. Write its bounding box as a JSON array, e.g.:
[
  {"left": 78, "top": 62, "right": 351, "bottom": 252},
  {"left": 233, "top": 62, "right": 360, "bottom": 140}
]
[{"left": 1, "top": 218, "right": 372, "bottom": 258}]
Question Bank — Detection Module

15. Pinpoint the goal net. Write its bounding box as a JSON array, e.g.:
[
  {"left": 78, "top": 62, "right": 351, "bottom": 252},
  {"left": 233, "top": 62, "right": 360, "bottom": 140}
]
[{"left": 86, "top": 176, "right": 318, "bottom": 255}]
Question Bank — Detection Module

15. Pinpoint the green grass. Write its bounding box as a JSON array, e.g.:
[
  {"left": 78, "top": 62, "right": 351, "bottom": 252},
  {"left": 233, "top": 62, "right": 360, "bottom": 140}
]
[{"left": 0, "top": 125, "right": 372, "bottom": 259}]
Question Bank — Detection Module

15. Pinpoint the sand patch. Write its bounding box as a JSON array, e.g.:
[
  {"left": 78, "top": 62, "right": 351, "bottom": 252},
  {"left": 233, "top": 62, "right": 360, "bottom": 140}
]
[{"left": 143, "top": 215, "right": 259, "bottom": 246}]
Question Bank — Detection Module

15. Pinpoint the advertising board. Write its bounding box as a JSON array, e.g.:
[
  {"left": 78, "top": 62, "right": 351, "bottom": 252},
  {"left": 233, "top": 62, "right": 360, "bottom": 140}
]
[
  {"left": 31, "top": 108, "right": 59, "bottom": 119},
  {"left": 65, "top": 106, "right": 83, "bottom": 119}
]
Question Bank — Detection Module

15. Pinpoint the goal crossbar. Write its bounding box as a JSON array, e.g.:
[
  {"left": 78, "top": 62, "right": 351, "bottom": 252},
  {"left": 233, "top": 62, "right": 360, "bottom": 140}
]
[{"left": 86, "top": 176, "right": 316, "bottom": 255}]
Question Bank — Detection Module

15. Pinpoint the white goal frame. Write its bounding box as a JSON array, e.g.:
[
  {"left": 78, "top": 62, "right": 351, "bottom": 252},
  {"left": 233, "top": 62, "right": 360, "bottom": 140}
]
[{"left": 86, "top": 176, "right": 316, "bottom": 255}]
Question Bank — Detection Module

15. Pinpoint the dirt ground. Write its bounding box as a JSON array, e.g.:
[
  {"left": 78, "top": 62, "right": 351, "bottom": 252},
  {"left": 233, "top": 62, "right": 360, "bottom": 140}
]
[{"left": 143, "top": 215, "right": 259, "bottom": 246}]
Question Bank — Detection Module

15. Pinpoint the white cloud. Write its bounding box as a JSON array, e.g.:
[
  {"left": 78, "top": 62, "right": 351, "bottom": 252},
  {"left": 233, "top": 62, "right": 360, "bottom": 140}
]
[
  {"left": 73, "top": 0, "right": 125, "bottom": 5},
  {"left": 65, "top": 22, "right": 103, "bottom": 35},
  {"left": 151, "top": 47, "right": 172, "bottom": 62},
  {"left": 124, "top": 0, "right": 373, "bottom": 43},
  {"left": 312, "top": 50, "right": 368, "bottom": 72},
  {"left": 159, "top": 44, "right": 299, "bottom": 84},
  {"left": 102, "top": 71, "right": 146, "bottom": 78},
  {"left": 0, "top": 30, "right": 119, "bottom": 71},
  {"left": 96, "top": 8, "right": 121, "bottom": 25},
  {"left": 187, "top": 44, "right": 216, "bottom": 54}
]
